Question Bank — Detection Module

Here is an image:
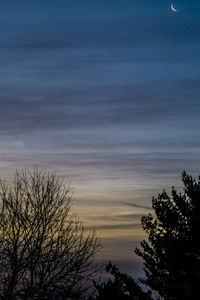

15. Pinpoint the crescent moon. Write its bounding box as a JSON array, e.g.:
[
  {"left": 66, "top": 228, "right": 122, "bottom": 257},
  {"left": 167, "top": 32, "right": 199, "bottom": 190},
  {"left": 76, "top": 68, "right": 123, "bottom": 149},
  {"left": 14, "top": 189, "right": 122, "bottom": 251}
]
[{"left": 171, "top": 4, "right": 178, "bottom": 12}]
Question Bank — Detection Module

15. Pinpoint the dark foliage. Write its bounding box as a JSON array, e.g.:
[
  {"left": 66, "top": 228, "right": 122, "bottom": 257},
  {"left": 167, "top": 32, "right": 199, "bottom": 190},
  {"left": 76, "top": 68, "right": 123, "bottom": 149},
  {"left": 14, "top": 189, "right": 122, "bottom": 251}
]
[
  {"left": 0, "top": 169, "right": 100, "bottom": 300},
  {"left": 91, "top": 262, "right": 153, "bottom": 300},
  {"left": 135, "top": 171, "right": 200, "bottom": 300}
]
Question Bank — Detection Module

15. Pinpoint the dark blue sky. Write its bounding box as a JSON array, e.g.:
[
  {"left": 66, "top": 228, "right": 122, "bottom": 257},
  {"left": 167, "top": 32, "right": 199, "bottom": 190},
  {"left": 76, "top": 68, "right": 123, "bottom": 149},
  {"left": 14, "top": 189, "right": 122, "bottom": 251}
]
[{"left": 0, "top": 0, "right": 200, "bottom": 276}]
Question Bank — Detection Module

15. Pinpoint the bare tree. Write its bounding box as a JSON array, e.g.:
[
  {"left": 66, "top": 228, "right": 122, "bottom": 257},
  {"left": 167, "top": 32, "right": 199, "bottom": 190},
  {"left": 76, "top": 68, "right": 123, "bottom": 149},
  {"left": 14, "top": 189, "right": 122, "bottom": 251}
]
[{"left": 0, "top": 169, "right": 100, "bottom": 300}]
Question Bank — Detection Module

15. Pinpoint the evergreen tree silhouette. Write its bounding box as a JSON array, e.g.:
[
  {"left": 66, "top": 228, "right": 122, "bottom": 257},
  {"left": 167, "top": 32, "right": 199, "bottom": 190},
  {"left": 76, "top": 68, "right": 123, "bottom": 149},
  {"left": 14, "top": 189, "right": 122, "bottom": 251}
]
[
  {"left": 136, "top": 171, "right": 200, "bottom": 300},
  {"left": 92, "top": 262, "right": 153, "bottom": 300}
]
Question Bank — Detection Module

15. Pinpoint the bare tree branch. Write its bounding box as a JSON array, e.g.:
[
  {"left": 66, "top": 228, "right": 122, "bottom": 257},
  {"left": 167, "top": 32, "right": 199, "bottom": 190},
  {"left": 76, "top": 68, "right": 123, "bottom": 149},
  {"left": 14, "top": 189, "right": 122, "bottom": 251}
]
[{"left": 0, "top": 168, "right": 100, "bottom": 300}]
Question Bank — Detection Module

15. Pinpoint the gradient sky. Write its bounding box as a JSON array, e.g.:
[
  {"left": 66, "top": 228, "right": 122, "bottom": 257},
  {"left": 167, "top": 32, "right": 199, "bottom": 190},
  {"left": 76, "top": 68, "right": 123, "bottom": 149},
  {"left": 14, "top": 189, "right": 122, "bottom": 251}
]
[{"left": 0, "top": 0, "right": 200, "bottom": 277}]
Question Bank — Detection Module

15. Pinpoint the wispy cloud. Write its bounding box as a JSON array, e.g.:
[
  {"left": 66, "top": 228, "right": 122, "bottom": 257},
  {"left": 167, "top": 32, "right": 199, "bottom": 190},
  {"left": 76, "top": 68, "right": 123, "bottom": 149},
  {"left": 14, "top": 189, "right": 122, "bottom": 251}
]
[{"left": 0, "top": 0, "right": 200, "bottom": 276}]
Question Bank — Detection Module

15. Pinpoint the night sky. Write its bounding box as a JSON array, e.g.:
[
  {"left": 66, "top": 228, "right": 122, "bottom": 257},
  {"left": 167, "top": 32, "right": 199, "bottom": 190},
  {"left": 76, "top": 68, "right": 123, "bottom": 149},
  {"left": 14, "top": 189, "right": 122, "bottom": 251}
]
[{"left": 0, "top": 0, "right": 200, "bottom": 277}]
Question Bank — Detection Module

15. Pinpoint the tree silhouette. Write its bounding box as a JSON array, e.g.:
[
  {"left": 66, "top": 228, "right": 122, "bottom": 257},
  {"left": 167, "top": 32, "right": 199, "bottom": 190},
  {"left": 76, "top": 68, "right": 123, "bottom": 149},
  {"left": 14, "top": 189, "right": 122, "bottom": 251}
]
[
  {"left": 0, "top": 169, "right": 100, "bottom": 300},
  {"left": 135, "top": 171, "right": 200, "bottom": 300},
  {"left": 92, "top": 262, "right": 153, "bottom": 300}
]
